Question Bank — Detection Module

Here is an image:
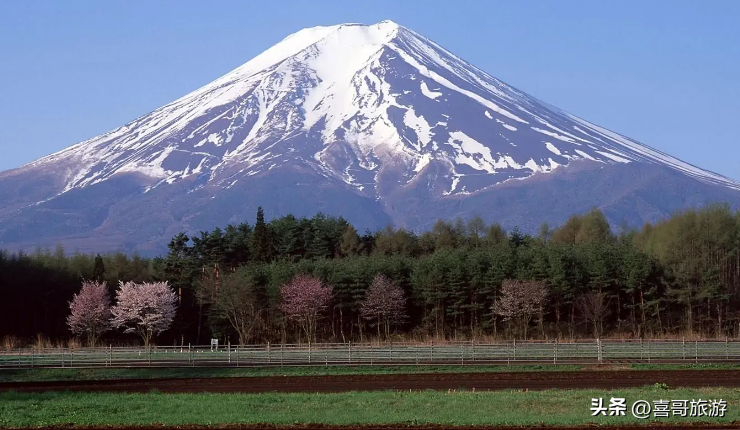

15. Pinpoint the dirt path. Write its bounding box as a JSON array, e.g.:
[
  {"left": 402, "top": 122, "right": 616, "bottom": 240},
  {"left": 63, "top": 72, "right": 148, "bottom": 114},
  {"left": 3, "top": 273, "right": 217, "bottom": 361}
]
[{"left": 2, "top": 369, "right": 740, "bottom": 393}]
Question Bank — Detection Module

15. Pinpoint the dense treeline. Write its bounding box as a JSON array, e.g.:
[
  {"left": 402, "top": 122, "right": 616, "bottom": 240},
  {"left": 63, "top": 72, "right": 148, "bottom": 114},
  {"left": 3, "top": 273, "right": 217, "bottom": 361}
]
[{"left": 2, "top": 204, "right": 740, "bottom": 345}]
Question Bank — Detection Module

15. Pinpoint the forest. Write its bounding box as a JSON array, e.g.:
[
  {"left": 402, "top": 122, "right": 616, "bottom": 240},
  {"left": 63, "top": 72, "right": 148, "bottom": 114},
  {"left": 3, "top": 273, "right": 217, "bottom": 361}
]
[{"left": 1, "top": 204, "right": 739, "bottom": 346}]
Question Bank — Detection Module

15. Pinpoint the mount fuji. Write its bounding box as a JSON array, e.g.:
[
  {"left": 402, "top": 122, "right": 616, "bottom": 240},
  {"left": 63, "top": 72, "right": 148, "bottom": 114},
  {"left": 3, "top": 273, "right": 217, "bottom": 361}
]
[{"left": 1, "top": 20, "right": 738, "bottom": 255}]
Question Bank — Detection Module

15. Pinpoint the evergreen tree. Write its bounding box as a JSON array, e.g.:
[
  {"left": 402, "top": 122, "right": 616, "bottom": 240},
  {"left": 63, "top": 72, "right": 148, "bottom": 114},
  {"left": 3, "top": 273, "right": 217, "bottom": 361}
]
[
  {"left": 92, "top": 254, "right": 106, "bottom": 281},
  {"left": 253, "top": 206, "right": 274, "bottom": 263}
]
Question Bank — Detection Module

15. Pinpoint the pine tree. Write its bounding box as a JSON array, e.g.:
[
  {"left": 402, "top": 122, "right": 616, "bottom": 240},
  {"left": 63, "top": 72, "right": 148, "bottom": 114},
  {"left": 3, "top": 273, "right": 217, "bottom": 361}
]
[
  {"left": 92, "top": 254, "right": 106, "bottom": 281},
  {"left": 253, "top": 207, "right": 274, "bottom": 263}
]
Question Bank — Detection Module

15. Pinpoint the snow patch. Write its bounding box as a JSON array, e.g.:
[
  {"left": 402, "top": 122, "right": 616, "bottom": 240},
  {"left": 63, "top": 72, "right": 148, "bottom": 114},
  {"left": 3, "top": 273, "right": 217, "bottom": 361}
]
[
  {"left": 420, "top": 81, "right": 443, "bottom": 99},
  {"left": 446, "top": 131, "right": 496, "bottom": 173},
  {"left": 415, "top": 153, "right": 432, "bottom": 172},
  {"left": 574, "top": 149, "right": 597, "bottom": 161},
  {"left": 596, "top": 150, "right": 631, "bottom": 163},
  {"left": 496, "top": 118, "right": 517, "bottom": 131},
  {"left": 403, "top": 108, "right": 433, "bottom": 150},
  {"left": 531, "top": 127, "right": 578, "bottom": 144},
  {"left": 545, "top": 142, "right": 561, "bottom": 156}
]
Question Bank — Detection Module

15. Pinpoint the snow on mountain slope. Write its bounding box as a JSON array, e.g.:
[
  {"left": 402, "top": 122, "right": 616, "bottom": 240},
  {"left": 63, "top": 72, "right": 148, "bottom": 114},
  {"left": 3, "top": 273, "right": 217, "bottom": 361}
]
[{"left": 9, "top": 20, "right": 740, "bottom": 206}]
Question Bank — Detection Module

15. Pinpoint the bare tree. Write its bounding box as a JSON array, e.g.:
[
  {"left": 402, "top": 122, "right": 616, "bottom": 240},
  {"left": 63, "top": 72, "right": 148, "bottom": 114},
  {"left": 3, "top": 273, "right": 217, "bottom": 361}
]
[
  {"left": 280, "top": 274, "right": 333, "bottom": 342},
  {"left": 577, "top": 291, "right": 612, "bottom": 338},
  {"left": 360, "top": 274, "right": 407, "bottom": 339},
  {"left": 200, "top": 270, "right": 265, "bottom": 345},
  {"left": 110, "top": 281, "right": 178, "bottom": 347},
  {"left": 492, "top": 279, "right": 548, "bottom": 339},
  {"left": 67, "top": 280, "right": 112, "bottom": 347}
]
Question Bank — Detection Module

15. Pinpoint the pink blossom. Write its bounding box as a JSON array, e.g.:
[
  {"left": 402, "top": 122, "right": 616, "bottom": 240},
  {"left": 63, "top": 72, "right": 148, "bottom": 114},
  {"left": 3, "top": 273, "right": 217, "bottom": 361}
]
[
  {"left": 110, "top": 281, "right": 178, "bottom": 346},
  {"left": 492, "top": 279, "right": 548, "bottom": 339},
  {"left": 360, "top": 274, "right": 407, "bottom": 339},
  {"left": 67, "top": 280, "right": 112, "bottom": 346},
  {"left": 279, "top": 274, "right": 333, "bottom": 342}
]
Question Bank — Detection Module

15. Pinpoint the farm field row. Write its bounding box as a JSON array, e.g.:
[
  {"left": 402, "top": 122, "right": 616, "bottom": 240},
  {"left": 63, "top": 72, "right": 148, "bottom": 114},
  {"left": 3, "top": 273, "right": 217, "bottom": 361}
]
[
  {"left": 3, "top": 369, "right": 740, "bottom": 393},
  {"left": 0, "top": 363, "right": 738, "bottom": 383}
]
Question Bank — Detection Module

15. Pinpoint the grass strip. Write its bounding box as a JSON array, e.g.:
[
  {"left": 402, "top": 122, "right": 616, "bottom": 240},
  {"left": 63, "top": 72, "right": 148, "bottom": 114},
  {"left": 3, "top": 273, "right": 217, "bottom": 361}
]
[
  {"left": 1, "top": 386, "right": 738, "bottom": 427},
  {"left": 0, "top": 365, "right": 582, "bottom": 383},
  {"left": 2, "top": 363, "right": 740, "bottom": 383}
]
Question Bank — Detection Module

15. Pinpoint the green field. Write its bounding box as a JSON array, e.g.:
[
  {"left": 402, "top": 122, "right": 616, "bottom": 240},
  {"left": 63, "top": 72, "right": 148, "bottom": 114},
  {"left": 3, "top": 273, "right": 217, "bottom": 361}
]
[
  {"left": 1, "top": 386, "right": 737, "bottom": 427},
  {"left": 0, "top": 363, "right": 737, "bottom": 383},
  {"left": 0, "top": 364, "right": 740, "bottom": 383}
]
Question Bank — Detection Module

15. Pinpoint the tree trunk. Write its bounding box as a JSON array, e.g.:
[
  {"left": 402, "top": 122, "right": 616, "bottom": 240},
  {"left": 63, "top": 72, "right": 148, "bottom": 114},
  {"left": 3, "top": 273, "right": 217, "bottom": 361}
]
[
  {"left": 339, "top": 308, "right": 346, "bottom": 343},
  {"left": 196, "top": 304, "right": 203, "bottom": 344},
  {"left": 640, "top": 289, "right": 646, "bottom": 330}
]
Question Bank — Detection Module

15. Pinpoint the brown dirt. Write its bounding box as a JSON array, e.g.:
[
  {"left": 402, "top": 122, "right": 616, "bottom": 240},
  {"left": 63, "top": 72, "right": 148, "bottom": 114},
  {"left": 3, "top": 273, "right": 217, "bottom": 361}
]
[{"left": 2, "top": 370, "right": 740, "bottom": 393}]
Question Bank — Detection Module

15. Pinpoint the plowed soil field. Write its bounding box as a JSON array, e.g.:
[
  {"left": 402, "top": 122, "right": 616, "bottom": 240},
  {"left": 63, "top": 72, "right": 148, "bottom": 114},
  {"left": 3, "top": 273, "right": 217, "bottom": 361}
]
[{"left": 2, "top": 369, "right": 740, "bottom": 393}]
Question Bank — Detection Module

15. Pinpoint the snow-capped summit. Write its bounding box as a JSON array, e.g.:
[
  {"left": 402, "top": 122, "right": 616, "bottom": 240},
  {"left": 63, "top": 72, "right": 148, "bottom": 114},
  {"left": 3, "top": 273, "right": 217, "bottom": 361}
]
[{"left": 1, "top": 21, "right": 738, "bottom": 254}]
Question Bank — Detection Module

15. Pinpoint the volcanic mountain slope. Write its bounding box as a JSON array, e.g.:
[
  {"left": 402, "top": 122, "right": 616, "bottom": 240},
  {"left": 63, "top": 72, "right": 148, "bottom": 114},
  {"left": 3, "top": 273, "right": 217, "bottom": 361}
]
[{"left": 0, "top": 20, "right": 738, "bottom": 255}]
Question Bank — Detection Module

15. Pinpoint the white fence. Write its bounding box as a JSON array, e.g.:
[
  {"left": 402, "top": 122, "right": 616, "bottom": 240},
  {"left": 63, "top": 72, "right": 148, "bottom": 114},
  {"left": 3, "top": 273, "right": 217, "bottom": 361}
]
[{"left": 2, "top": 339, "right": 740, "bottom": 368}]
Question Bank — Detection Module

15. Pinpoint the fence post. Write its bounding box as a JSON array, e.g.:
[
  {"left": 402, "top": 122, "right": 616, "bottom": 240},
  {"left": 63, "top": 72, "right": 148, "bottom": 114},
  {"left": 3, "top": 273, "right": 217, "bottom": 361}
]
[
  {"left": 267, "top": 342, "right": 271, "bottom": 364},
  {"left": 415, "top": 345, "right": 419, "bottom": 365},
  {"left": 647, "top": 340, "right": 650, "bottom": 364},
  {"left": 430, "top": 343, "right": 434, "bottom": 363},
  {"left": 695, "top": 340, "right": 698, "bottom": 364},
  {"left": 554, "top": 339, "right": 558, "bottom": 364},
  {"left": 597, "top": 338, "right": 602, "bottom": 363},
  {"left": 472, "top": 340, "right": 476, "bottom": 363},
  {"left": 726, "top": 337, "right": 729, "bottom": 360},
  {"left": 236, "top": 345, "right": 239, "bottom": 367},
  {"left": 228, "top": 342, "right": 231, "bottom": 364},
  {"left": 148, "top": 346, "right": 151, "bottom": 367},
  {"left": 280, "top": 343, "right": 284, "bottom": 366},
  {"left": 348, "top": 341, "right": 352, "bottom": 364},
  {"left": 109, "top": 344, "right": 112, "bottom": 367},
  {"left": 513, "top": 339, "right": 516, "bottom": 361},
  {"left": 682, "top": 338, "right": 686, "bottom": 361},
  {"left": 308, "top": 341, "right": 312, "bottom": 364},
  {"left": 640, "top": 339, "right": 643, "bottom": 361}
]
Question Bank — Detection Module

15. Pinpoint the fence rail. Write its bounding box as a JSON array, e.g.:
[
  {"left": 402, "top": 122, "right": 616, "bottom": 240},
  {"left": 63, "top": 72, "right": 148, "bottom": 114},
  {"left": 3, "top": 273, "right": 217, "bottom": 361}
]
[{"left": 1, "top": 339, "right": 740, "bottom": 369}]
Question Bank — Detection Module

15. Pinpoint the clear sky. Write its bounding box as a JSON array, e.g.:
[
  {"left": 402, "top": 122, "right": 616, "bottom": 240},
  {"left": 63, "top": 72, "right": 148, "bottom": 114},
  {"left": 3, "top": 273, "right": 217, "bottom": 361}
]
[{"left": 0, "top": 0, "right": 738, "bottom": 180}]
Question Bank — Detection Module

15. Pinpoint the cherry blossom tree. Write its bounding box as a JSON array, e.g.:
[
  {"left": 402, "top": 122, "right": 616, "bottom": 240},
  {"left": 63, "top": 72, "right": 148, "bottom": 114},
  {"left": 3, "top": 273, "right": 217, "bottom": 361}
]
[
  {"left": 279, "top": 274, "right": 333, "bottom": 342},
  {"left": 67, "top": 280, "right": 112, "bottom": 347},
  {"left": 360, "top": 274, "right": 407, "bottom": 339},
  {"left": 110, "top": 281, "right": 178, "bottom": 347},
  {"left": 492, "top": 279, "right": 548, "bottom": 339}
]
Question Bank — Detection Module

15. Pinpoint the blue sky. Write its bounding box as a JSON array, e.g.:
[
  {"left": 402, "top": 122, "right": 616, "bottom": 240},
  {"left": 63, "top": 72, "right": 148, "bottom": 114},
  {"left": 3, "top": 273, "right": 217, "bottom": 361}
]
[{"left": 0, "top": 0, "right": 738, "bottom": 180}]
